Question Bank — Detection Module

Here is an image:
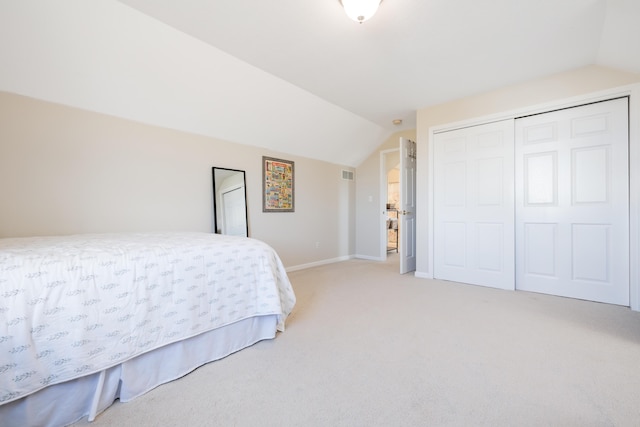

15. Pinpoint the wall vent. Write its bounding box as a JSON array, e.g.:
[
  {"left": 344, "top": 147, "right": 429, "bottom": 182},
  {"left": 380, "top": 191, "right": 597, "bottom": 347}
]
[{"left": 342, "top": 170, "right": 354, "bottom": 181}]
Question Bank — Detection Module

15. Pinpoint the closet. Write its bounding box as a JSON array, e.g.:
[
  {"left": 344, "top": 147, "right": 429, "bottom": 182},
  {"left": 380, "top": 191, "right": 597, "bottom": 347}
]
[{"left": 433, "top": 97, "right": 630, "bottom": 305}]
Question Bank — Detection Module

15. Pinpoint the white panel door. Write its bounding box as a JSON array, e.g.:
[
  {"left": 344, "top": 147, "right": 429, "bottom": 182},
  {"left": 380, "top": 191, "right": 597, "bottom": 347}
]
[
  {"left": 399, "top": 137, "right": 417, "bottom": 274},
  {"left": 434, "top": 120, "right": 515, "bottom": 290},
  {"left": 515, "top": 98, "right": 629, "bottom": 305},
  {"left": 222, "top": 187, "right": 247, "bottom": 237}
]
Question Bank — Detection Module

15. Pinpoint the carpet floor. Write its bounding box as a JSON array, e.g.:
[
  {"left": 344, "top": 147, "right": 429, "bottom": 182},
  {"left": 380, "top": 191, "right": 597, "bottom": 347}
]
[{"left": 75, "top": 255, "right": 640, "bottom": 426}]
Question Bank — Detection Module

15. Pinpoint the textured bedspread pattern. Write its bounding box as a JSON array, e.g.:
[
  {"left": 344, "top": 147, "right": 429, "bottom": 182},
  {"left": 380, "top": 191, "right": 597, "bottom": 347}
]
[{"left": 0, "top": 232, "right": 296, "bottom": 405}]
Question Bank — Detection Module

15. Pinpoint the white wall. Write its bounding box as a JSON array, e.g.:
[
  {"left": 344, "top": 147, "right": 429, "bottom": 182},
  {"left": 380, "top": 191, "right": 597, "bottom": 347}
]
[{"left": 0, "top": 92, "right": 355, "bottom": 269}]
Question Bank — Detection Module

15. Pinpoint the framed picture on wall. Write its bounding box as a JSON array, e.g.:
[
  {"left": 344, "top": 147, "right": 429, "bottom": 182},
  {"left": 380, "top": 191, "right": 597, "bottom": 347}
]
[{"left": 262, "top": 156, "right": 294, "bottom": 212}]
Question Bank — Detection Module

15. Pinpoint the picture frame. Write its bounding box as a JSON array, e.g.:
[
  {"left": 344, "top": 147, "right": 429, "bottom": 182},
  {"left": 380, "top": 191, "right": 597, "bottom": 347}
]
[{"left": 262, "top": 156, "right": 294, "bottom": 212}]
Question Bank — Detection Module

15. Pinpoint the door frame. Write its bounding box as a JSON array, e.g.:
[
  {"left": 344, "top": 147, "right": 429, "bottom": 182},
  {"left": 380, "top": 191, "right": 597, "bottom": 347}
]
[{"left": 425, "top": 83, "right": 640, "bottom": 311}]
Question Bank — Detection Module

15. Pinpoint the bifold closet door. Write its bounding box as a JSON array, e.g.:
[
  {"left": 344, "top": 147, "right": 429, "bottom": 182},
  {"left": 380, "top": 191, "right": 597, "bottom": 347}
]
[
  {"left": 434, "top": 120, "right": 515, "bottom": 290},
  {"left": 515, "top": 98, "right": 629, "bottom": 305}
]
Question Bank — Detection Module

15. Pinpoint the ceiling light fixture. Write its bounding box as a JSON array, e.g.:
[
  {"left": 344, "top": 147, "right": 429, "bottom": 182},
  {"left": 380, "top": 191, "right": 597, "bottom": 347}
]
[{"left": 340, "top": 0, "right": 382, "bottom": 24}]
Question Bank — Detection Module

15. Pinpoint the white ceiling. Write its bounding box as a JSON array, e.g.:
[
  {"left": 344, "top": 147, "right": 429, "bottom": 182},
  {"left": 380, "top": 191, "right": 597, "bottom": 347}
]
[
  {"left": 118, "top": 0, "right": 640, "bottom": 126},
  {"left": 1, "top": 1, "right": 639, "bottom": 167}
]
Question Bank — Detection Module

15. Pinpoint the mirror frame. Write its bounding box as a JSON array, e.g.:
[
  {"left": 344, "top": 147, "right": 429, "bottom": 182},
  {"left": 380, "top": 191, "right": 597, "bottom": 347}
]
[{"left": 212, "top": 167, "right": 249, "bottom": 237}]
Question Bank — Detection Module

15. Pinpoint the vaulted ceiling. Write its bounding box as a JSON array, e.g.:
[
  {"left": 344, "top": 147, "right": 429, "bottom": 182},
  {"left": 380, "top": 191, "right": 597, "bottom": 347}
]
[{"left": 1, "top": 1, "right": 639, "bottom": 166}]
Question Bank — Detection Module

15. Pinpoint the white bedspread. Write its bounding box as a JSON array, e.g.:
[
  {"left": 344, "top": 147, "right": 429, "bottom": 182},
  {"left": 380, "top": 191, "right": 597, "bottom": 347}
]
[{"left": 0, "top": 232, "right": 296, "bottom": 406}]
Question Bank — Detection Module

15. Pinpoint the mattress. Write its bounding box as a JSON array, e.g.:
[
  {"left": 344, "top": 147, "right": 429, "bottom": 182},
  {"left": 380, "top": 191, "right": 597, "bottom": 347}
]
[
  {"left": 0, "top": 232, "right": 296, "bottom": 424},
  {"left": 1, "top": 314, "right": 278, "bottom": 426}
]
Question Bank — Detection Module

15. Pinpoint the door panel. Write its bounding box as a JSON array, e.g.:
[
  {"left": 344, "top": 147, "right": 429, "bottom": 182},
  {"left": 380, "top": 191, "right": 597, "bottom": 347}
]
[
  {"left": 476, "top": 222, "right": 503, "bottom": 272},
  {"left": 399, "top": 137, "right": 417, "bottom": 274},
  {"left": 222, "top": 188, "right": 246, "bottom": 236},
  {"left": 524, "top": 152, "right": 557, "bottom": 205},
  {"left": 572, "top": 146, "right": 609, "bottom": 204},
  {"left": 434, "top": 120, "right": 515, "bottom": 290},
  {"left": 443, "top": 221, "right": 466, "bottom": 267},
  {"left": 515, "top": 98, "right": 629, "bottom": 305},
  {"left": 523, "top": 223, "right": 557, "bottom": 277},
  {"left": 444, "top": 161, "right": 466, "bottom": 206},
  {"left": 571, "top": 224, "right": 610, "bottom": 282}
]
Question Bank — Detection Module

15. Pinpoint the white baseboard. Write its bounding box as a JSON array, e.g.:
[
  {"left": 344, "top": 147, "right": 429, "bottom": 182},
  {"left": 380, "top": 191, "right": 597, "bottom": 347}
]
[
  {"left": 414, "top": 271, "right": 433, "bottom": 279},
  {"left": 285, "top": 255, "right": 353, "bottom": 272},
  {"left": 353, "top": 254, "right": 384, "bottom": 261}
]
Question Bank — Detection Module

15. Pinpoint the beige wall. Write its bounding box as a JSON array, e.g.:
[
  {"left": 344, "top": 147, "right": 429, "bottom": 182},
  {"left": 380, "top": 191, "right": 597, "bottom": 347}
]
[
  {"left": 415, "top": 64, "right": 640, "bottom": 275},
  {"left": 5, "top": 65, "right": 637, "bottom": 271},
  {"left": 0, "top": 92, "right": 355, "bottom": 269}
]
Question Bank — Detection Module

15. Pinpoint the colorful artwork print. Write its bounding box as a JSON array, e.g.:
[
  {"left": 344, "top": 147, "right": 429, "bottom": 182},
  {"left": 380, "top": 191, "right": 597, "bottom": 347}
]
[{"left": 263, "top": 156, "right": 294, "bottom": 212}]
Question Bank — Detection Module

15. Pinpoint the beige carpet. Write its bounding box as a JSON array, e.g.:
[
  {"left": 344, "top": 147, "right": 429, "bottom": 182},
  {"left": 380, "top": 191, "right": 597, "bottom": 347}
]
[{"left": 76, "top": 255, "right": 640, "bottom": 426}]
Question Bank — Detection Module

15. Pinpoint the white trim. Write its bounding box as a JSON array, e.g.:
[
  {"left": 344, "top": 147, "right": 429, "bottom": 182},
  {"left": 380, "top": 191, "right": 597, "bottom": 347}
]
[
  {"left": 354, "top": 254, "right": 385, "bottom": 262},
  {"left": 285, "top": 255, "right": 353, "bottom": 272},
  {"left": 414, "top": 271, "right": 432, "bottom": 279},
  {"left": 431, "top": 84, "right": 639, "bottom": 135},
  {"left": 629, "top": 85, "right": 640, "bottom": 311},
  {"left": 427, "top": 83, "right": 640, "bottom": 311},
  {"left": 427, "top": 127, "right": 435, "bottom": 280}
]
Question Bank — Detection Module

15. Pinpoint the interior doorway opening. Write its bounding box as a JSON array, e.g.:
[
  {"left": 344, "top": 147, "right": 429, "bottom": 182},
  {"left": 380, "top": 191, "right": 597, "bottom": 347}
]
[
  {"left": 380, "top": 138, "right": 417, "bottom": 274},
  {"left": 380, "top": 148, "right": 400, "bottom": 261},
  {"left": 386, "top": 164, "right": 400, "bottom": 253}
]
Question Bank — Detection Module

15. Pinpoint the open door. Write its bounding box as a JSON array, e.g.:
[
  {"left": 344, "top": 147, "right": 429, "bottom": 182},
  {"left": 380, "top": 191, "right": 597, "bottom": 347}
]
[{"left": 399, "top": 137, "right": 417, "bottom": 274}]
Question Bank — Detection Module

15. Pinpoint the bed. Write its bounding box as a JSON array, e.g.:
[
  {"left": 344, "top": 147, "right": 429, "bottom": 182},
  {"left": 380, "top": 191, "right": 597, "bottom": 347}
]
[{"left": 0, "top": 232, "right": 296, "bottom": 427}]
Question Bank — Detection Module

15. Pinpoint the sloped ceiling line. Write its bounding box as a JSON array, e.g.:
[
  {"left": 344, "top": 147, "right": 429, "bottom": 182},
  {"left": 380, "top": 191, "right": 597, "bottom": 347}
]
[{"left": 1, "top": 0, "right": 639, "bottom": 167}]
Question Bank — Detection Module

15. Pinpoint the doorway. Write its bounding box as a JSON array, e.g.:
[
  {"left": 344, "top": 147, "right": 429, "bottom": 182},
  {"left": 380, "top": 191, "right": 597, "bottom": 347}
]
[
  {"left": 380, "top": 138, "right": 417, "bottom": 274},
  {"left": 386, "top": 159, "right": 400, "bottom": 253},
  {"left": 381, "top": 148, "right": 399, "bottom": 261}
]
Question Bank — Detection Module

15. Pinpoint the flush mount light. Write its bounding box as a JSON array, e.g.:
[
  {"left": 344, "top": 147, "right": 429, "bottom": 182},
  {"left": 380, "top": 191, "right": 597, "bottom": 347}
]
[
  {"left": 340, "top": 0, "right": 382, "bottom": 24},
  {"left": 392, "top": 119, "right": 402, "bottom": 125}
]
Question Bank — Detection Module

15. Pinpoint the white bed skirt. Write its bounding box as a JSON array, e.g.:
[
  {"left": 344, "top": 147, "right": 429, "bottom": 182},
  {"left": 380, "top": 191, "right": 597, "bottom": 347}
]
[{"left": 0, "top": 315, "right": 278, "bottom": 427}]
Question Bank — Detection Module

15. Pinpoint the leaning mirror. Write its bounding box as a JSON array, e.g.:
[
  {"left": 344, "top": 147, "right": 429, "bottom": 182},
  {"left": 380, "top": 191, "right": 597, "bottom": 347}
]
[{"left": 212, "top": 167, "right": 248, "bottom": 237}]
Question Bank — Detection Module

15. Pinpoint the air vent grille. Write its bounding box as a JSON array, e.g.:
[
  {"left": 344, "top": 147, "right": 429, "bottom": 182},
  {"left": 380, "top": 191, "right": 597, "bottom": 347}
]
[{"left": 342, "top": 170, "right": 354, "bottom": 181}]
